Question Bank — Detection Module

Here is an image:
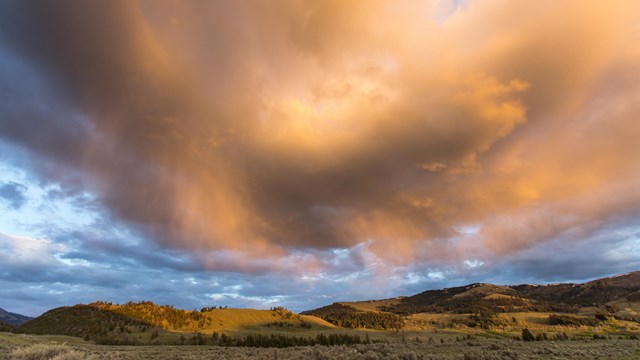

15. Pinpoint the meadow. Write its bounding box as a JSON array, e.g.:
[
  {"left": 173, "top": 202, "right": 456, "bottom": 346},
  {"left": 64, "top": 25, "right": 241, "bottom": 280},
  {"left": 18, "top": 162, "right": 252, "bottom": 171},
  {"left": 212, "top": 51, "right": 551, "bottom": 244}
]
[{"left": 2, "top": 331, "right": 640, "bottom": 360}]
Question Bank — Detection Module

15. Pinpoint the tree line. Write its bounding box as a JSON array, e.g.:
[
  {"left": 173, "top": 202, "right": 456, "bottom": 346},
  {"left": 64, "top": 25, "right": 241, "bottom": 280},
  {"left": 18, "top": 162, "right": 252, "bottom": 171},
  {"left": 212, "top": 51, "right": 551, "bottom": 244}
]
[
  {"left": 304, "top": 303, "right": 404, "bottom": 330},
  {"left": 92, "top": 301, "right": 212, "bottom": 331}
]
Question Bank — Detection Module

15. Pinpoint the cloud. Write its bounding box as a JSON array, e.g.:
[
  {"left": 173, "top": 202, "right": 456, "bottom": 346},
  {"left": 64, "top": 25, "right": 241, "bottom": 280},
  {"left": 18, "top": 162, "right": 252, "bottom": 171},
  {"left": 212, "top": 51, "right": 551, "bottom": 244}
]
[
  {"left": 0, "top": 1, "right": 531, "bottom": 255},
  {"left": 0, "top": 0, "right": 639, "bottom": 314},
  {"left": 0, "top": 181, "right": 27, "bottom": 209},
  {"left": 0, "top": 232, "right": 61, "bottom": 267}
]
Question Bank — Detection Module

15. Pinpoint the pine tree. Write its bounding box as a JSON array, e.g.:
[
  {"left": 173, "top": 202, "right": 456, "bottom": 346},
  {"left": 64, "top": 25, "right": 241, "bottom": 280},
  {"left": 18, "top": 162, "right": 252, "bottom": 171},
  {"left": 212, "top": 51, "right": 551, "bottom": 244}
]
[{"left": 522, "top": 328, "right": 535, "bottom": 342}]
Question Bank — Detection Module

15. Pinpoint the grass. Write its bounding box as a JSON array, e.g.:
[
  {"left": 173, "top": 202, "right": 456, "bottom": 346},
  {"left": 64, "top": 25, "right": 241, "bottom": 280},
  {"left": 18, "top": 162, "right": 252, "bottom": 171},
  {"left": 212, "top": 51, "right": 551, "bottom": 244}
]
[
  {"left": 96, "top": 303, "right": 334, "bottom": 333},
  {"left": 2, "top": 332, "right": 640, "bottom": 359},
  {"left": 8, "top": 301, "right": 640, "bottom": 358}
]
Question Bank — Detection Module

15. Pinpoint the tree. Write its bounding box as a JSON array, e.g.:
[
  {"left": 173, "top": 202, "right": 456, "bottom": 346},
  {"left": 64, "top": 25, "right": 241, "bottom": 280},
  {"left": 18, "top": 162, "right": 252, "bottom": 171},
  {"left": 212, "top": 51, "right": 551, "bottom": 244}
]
[{"left": 522, "top": 328, "right": 535, "bottom": 342}]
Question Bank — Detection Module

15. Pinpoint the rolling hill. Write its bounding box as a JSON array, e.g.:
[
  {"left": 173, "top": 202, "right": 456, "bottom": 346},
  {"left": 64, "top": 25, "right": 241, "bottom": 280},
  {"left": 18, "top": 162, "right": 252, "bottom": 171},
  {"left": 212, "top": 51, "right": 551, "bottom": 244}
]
[
  {"left": 8, "top": 271, "right": 640, "bottom": 344},
  {"left": 514, "top": 271, "right": 640, "bottom": 307},
  {"left": 0, "top": 307, "right": 33, "bottom": 326},
  {"left": 88, "top": 301, "right": 333, "bottom": 333},
  {"left": 300, "top": 303, "right": 404, "bottom": 330},
  {"left": 14, "top": 301, "right": 335, "bottom": 345},
  {"left": 15, "top": 304, "right": 155, "bottom": 344},
  {"left": 305, "top": 271, "right": 640, "bottom": 322}
]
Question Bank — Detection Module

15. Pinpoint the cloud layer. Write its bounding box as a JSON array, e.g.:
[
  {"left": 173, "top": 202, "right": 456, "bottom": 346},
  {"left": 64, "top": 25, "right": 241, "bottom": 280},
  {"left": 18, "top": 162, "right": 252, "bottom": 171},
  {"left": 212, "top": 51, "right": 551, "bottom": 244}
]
[{"left": 1, "top": 0, "right": 639, "bottom": 315}]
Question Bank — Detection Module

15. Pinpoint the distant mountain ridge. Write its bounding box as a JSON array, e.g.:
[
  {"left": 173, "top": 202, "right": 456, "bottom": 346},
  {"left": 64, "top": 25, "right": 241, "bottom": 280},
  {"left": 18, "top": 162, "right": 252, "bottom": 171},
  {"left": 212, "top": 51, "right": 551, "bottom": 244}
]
[
  {"left": 513, "top": 271, "right": 640, "bottom": 307},
  {"left": 304, "top": 271, "right": 640, "bottom": 322},
  {"left": 0, "top": 307, "right": 33, "bottom": 326}
]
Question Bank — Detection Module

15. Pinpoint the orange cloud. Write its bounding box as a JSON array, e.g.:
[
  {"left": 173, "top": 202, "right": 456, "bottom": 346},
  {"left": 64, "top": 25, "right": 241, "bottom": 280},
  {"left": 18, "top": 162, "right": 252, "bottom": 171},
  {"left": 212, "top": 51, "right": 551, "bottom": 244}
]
[{"left": 1, "top": 0, "right": 639, "bottom": 272}]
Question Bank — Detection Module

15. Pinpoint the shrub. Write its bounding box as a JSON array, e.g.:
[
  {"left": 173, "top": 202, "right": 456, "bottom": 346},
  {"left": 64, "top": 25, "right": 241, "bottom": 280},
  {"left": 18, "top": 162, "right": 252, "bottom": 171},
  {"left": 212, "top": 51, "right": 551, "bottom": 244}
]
[
  {"left": 522, "top": 328, "right": 535, "bottom": 342},
  {"left": 548, "top": 314, "right": 600, "bottom": 326},
  {"left": 9, "top": 343, "right": 90, "bottom": 360}
]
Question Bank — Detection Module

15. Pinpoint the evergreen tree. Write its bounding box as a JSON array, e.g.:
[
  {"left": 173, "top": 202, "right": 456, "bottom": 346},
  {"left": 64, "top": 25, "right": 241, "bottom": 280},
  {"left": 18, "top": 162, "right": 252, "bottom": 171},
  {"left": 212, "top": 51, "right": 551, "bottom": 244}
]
[{"left": 522, "top": 328, "right": 535, "bottom": 342}]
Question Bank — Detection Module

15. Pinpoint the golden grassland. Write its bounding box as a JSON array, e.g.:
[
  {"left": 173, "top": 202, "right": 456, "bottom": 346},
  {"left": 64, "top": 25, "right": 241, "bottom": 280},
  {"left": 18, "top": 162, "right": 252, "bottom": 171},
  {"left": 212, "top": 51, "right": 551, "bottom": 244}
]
[
  {"left": 7, "top": 301, "right": 640, "bottom": 358},
  {"left": 16, "top": 303, "right": 640, "bottom": 343},
  {"left": 97, "top": 303, "right": 335, "bottom": 333}
]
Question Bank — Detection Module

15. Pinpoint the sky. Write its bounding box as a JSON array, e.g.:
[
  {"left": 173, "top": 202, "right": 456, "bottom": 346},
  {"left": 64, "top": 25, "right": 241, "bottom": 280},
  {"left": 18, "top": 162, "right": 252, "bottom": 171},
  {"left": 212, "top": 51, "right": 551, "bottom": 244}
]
[{"left": 1, "top": 0, "right": 640, "bottom": 317}]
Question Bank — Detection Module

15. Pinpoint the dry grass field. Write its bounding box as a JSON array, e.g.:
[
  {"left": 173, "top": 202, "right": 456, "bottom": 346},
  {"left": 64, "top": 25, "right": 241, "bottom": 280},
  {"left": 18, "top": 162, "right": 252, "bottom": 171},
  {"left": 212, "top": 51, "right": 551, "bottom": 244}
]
[
  {"left": 2, "top": 332, "right": 640, "bottom": 359},
  {"left": 5, "top": 305, "right": 640, "bottom": 358}
]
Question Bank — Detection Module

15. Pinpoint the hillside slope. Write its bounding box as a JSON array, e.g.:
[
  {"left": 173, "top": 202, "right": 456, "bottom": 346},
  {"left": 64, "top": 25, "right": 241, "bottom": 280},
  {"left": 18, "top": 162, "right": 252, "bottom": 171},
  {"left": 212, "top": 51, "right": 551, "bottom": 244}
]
[
  {"left": 17, "top": 301, "right": 335, "bottom": 343},
  {"left": 16, "top": 304, "right": 154, "bottom": 344},
  {"left": 302, "top": 303, "right": 404, "bottom": 330},
  {"left": 91, "top": 301, "right": 333, "bottom": 332},
  {"left": 306, "top": 271, "right": 640, "bottom": 317},
  {"left": 0, "top": 307, "right": 33, "bottom": 326},
  {"left": 514, "top": 272, "right": 640, "bottom": 307},
  {"left": 0, "top": 320, "right": 14, "bottom": 332}
]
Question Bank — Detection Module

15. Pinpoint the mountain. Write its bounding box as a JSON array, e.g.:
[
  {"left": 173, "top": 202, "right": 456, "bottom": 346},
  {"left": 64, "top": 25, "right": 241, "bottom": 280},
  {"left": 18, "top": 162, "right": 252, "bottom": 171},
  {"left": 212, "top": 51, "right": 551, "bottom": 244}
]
[
  {"left": 305, "top": 271, "right": 640, "bottom": 323},
  {"left": 0, "top": 307, "right": 33, "bottom": 326}
]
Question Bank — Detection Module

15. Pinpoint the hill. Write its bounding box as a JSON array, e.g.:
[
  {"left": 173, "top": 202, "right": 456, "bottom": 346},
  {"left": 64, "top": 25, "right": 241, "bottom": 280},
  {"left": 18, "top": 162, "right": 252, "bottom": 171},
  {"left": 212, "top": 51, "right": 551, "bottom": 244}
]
[
  {"left": 90, "top": 301, "right": 333, "bottom": 333},
  {"left": 368, "top": 283, "right": 575, "bottom": 315},
  {"left": 0, "top": 307, "right": 33, "bottom": 326},
  {"left": 514, "top": 272, "right": 640, "bottom": 307},
  {"left": 306, "top": 271, "right": 640, "bottom": 317},
  {"left": 9, "top": 271, "right": 640, "bottom": 345},
  {"left": 14, "top": 301, "right": 335, "bottom": 345},
  {"left": 0, "top": 320, "right": 15, "bottom": 332},
  {"left": 15, "top": 304, "right": 155, "bottom": 344},
  {"left": 301, "top": 303, "right": 404, "bottom": 330}
]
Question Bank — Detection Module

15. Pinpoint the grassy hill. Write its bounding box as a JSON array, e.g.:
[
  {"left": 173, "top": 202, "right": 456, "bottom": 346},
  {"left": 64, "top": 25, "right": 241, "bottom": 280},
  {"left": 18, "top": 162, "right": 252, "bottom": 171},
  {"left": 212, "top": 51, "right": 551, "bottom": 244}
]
[
  {"left": 90, "top": 301, "right": 333, "bottom": 333},
  {"left": 514, "top": 272, "right": 640, "bottom": 307},
  {"left": 8, "top": 271, "right": 640, "bottom": 347},
  {"left": 376, "top": 283, "right": 572, "bottom": 315},
  {"left": 14, "top": 301, "right": 336, "bottom": 346},
  {"left": 301, "top": 303, "right": 404, "bottom": 330},
  {"left": 15, "top": 304, "right": 157, "bottom": 344},
  {"left": 318, "top": 272, "right": 640, "bottom": 317}
]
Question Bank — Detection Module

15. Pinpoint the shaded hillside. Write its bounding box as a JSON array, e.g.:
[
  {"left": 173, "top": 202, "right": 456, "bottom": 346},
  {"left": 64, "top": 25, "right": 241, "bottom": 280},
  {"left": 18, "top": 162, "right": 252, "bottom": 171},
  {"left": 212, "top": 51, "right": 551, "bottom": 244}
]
[
  {"left": 306, "top": 271, "right": 640, "bottom": 317},
  {"left": 16, "top": 304, "right": 153, "bottom": 343},
  {"left": 0, "top": 307, "right": 33, "bottom": 326},
  {"left": 514, "top": 272, "right": 640, "bottom": 307},
  {"left": 302, "top": 303, "right": 404, "bottom": 330},
  {"left": 0, "top": 320, "right": 14, "bottom": 332},
  {"left": 379, "top": 283, "right": 575, "bottom": 315}
]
